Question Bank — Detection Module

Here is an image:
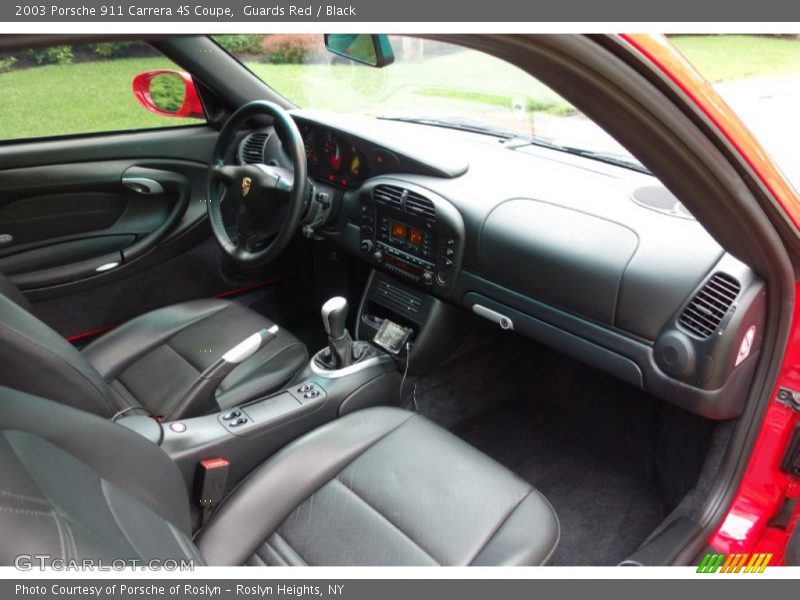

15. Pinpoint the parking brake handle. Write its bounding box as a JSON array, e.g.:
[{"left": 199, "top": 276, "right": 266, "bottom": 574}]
[{"left": 163, "top": 326, "right": 279, "bottom": 420}]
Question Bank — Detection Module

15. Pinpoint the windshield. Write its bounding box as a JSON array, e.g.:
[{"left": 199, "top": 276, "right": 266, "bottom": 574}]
[{"left": 214, "top": 34, "right": 642, "bottom": 170}]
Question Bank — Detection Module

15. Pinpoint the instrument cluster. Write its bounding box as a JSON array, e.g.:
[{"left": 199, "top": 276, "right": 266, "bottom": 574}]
[{"left": 300, "top": 123, "right": 368, "bottom": 189}]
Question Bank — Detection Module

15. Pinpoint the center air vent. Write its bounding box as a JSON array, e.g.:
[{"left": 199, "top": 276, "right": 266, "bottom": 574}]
[
  {"left": 238, "top": 132, "right": 270, "bottom": 165},
  {"left": 678, "top": 272, "right": 741, "bottom": 338},
  {"left": 405, "top": 191, "right": 435, "bottom": 219},
  {"left": 373, "top": 184, "right": 436, "bottom": 219},
  {"left": 373, "top": 184, "right": 404, "bottom": 207}
]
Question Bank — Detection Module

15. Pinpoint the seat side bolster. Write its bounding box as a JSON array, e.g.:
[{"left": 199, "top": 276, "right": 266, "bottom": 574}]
[
  {"left": 194, "top": 407, "right": 415, "bottom": 566},
  {"left": 82, "top": 299, "right": 232, "bottom": 380},
  {"left": 469, "top": 490, "right": 561, "bottom": 566},
  {"left": 0, "top": 296, "right": 115, "bottom": 417},
  {"left": 0, "top": 386, "right": 193, "bottom": 536}
]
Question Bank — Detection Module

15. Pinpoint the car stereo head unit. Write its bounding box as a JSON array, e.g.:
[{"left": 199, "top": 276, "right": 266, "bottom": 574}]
[{"left": 358, "top": 181, "right": 464, "bottom": 292}]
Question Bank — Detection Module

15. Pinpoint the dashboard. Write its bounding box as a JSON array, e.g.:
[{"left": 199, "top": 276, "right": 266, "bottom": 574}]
[{"left": 241, "top": 109, "right": 766, "bottom": 421}]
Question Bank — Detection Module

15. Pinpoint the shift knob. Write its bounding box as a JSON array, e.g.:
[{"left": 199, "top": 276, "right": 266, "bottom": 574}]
[{"left": 321, "top": 296, "right": 348, "bottom": 340}]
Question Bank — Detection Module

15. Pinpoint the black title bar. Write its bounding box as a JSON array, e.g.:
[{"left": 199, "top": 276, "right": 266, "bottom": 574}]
[{"left": 3, "top": 0, "right": 800, "bottom": 22}]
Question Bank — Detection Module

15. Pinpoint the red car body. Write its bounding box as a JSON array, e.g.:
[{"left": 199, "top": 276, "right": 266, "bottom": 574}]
[{"left": 624, "top": 33, "right": 800, "bottom": 564}]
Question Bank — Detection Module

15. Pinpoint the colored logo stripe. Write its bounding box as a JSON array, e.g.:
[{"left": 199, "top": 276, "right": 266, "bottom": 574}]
[{"left": 697, "top": 552, "right": 772, "bottom": 573}]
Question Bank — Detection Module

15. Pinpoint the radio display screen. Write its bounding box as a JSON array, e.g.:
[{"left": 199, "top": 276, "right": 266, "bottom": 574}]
[{"left": 390, "top": 220, "right": 424, "bottom": 246}]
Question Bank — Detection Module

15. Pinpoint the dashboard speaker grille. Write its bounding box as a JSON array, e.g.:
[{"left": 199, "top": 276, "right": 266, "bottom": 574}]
[
  {"left": 678, "top": 272, "right": 741, "bottom": 338},
  {"left": 632, "top": 186, "right": 694, "bottom": 220},
  {"left": 239, "top": 132, "right": 269, "bottom": 164}
]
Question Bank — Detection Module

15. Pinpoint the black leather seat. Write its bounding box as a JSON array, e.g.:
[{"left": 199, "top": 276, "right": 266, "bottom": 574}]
[
  {"left": 0, "top": 386, "right": 560, "bottom": 566},
  {"left": 0, "top": 273, "right": 307, "bottom": 419}
]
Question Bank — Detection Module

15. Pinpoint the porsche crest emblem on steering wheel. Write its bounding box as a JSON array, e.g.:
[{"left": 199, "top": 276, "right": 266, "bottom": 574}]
[{"left": 241, "top": 176, "right": 252, "bottom": 197}]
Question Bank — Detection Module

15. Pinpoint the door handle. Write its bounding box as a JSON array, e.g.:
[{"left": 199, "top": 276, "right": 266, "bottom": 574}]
[
  {"left": 120, "top": 166, "right": 190, "bottom": 262},
  {"left": 122, "top": 176, "right": 165, "bottom": 195}
]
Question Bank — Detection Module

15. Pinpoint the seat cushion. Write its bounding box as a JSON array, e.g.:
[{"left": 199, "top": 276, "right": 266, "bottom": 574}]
[
  {"left": 195, "top": 407, "right": 560, "bottom": 566},
  {"left": 82, "top": 299, "right": 307, "bottom": 419}
]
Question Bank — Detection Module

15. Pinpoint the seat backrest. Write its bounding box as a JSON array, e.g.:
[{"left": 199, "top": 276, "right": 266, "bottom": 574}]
[
  {"left": 0, "top": 274, "right": 116, "bottom": 417},
  {"left": 0, "top": 385, "right": 201, "bottom": 567}
]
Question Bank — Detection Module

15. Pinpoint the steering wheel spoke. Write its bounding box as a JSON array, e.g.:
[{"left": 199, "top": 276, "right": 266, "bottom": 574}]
[
  {"left": 206, "top": 101, "right": 309, "bottom": 267},
  {"left": 276, "top": 175, "right": 294, "bottom": 197},
  {"left": 254, "top": 164, "right": 294, "bottom": 200},
  {"left": 212, "top": 164, "right": 238, "bottom": 185}
]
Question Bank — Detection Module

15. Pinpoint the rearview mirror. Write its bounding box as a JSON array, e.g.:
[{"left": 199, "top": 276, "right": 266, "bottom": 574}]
[
  {"left": 132, "top": 70, "right": 204, "bottom": 119},
  {"left": 324, "top": 34, "right": 395, "bottom": 68}
]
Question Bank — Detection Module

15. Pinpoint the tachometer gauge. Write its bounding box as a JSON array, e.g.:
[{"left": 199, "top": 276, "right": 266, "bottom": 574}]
[{"left": 317, "top": 130, "right": 343, "bottom": 174}]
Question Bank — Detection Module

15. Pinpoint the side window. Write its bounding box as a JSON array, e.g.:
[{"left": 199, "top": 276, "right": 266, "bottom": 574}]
[{"left": 0, "top": 41, "right": 205, "bottom": 141}]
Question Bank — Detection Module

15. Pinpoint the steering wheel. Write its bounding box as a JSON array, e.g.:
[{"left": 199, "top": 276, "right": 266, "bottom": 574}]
[{"left": 207, "top": 101, "right": 308, "bottom": 266}]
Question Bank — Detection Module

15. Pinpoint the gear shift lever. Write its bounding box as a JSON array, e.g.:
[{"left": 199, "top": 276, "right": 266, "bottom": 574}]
[
  {"left": 322, "top": 297, "right": 348, "bottom": 340},
  {"left": 321, "top": 297, "right": 353, "bottom": 368}
]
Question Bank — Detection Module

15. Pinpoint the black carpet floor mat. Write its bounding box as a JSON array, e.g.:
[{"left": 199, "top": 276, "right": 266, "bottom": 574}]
[
  {"left": 458, "top": 399, "right": 668, "bottom": 566},
  {"left": 406, "top": 333, "right": 713, "bottom": 566}
]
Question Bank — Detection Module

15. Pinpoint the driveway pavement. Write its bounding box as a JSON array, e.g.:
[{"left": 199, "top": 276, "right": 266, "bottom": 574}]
[{"left": 713, "top": 75, "right": 800, "bottom": 190}]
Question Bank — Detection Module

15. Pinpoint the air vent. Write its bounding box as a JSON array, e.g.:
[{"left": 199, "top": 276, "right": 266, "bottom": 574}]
[
  {"left": 373, "top": 185, "right": 435, "bottom": 219},
  {"left": 373, "top": 184, "right": 404, "bottom": 207},
  {"left": 405, "top": 191, "right": 435, "bottom": 219},
  {"left": 678, "top": 272, "right": 741, "bottom": 338},
  {"left": 239, "top": 132, "right": 269, "bottom": 164}
]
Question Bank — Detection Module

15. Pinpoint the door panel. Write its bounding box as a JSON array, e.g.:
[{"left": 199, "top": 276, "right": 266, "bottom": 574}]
[
  {"left": 0, "top": 160, "right": 189, "bottom": 289},
  {"left": 0, "top": 126, "right": 285, "bottom": 338},
  {"left": 0, "top": 191, "right": 127, "bottom": 245},
  {"left": 0, "top": 235, "right": 136, "bottom": 276}
]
